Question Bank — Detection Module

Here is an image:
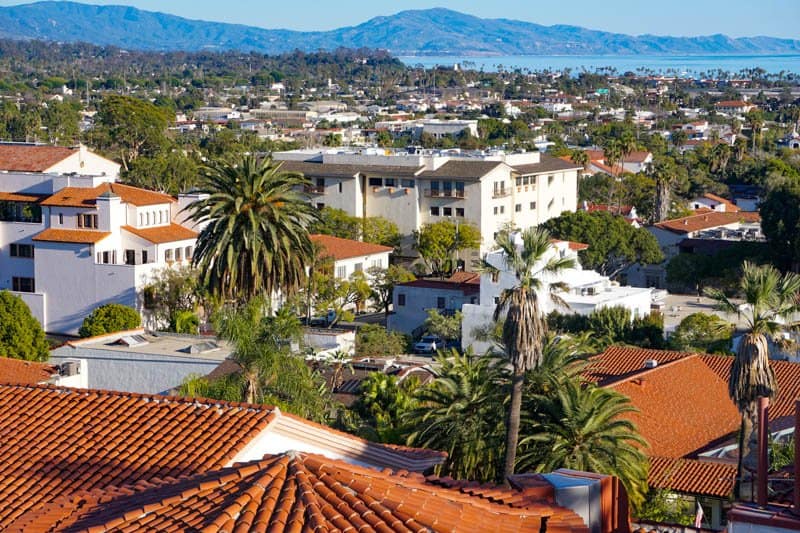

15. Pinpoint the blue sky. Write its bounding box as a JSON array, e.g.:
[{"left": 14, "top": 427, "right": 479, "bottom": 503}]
[{"left": 4, "top": 0, "right": 799, "bottom": 39}]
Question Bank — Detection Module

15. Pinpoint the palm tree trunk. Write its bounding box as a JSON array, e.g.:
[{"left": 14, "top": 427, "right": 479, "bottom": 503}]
[
  {"left": 734, "top": 415, "right": 746, "bottom": 499},
  {"left": 503, "top": 368, "right": 524, "bottom": 483}
]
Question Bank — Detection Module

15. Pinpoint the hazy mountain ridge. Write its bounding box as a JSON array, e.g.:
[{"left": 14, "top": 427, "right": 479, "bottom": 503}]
[{"left": 0, "top": 2, "right": 798, "bottom": 56}]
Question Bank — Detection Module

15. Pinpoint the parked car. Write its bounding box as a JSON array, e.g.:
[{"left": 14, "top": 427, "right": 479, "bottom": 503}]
[{"left": 413, "top": 335, "right": 442, "bottom": 354}]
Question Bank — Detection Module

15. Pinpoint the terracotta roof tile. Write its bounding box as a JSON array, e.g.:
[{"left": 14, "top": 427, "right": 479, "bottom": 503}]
[
  {"left": 584, "top": 346, "right": 696, "bottom": 385},
  {"left": 0, "top": 192, "right": 47, "bottom": 203},
  {"left": 0, "top": 357, "right": 58, "bottom": 385},
  {"left": 0, "top": 383, "right": 276, "bottom": 527},
  {"left": 310, "top": 234, "right": 392, "bottom": 261},
  {"left": 702, "top": 193, "right": 740, "bottom": 212},
  {"left": 654, "top": 210, "right": 760, "bottom": 234},
  {"left": 0, "top": 144, "right": 76, "bottom": 172},
  {"left": 648, "top": 457, "right": 737, "bottom": 498},
  {"left": 41, "top": 183, "right": 175, "bottom": 208},
  {"left": 32, "top": 228, "right": 111, "bottom": 244},
  {"left": 11, "top": 452, "right": 588, "bottom": 532},
  {"left": 122, "top": 223, "right": 197, "bottom": 244},
  {"left": 605, "top": 355, "right": 740, "bottom": 458}
]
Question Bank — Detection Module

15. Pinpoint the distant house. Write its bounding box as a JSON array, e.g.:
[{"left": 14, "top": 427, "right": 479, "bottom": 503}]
[
  {"left": 310, "top": 234, "right": 392, "bottom": 280},
  {"left": 579, "top": 201, "right": 641, "bottom": 227},
  {"left": 583, "top": 149, "right": 653, "bottom": 175},
  {"left": 714, "top": 100, "right": 757, "bottom": 115},
  {"left": 689, "top": 192, "right": 740, "bottom": 213},
  {"left": 778, "top": 128, "right": 800, "bottom": 150}
]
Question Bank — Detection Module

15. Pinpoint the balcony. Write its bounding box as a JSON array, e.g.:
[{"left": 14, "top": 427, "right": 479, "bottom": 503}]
[
  {"left": 424, "top": 189, "right": 466, "bottom": 199},
  {"left": 492, "top": 189, "right": 511, "bottom": 199},
  {"left": 304, "top": 185, "right": 326, "bottom": 195}
]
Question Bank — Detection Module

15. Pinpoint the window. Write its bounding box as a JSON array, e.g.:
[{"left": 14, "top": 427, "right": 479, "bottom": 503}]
[
  {"left": 494, "top": 296, "right": 500, "bottom": 305},
  {"left": 491, "top": 271, "right": 500, "bottom": 283},
  {"left": 442, "top": 207, "right": 452, "bottom": 217},
  {"left": 430, "top": 206, "right": 440, "bottom": 216},
  {"left": 139, "top": 213, "right": 143, "bottom": 226},
  {"left": 78, "top": 214, "right": 98, "bottom": 229},
  {"left": 384, "top": 178, "right": 396, "bottom": 187},
  {"left": 12, "top": 277, "right": 34, "bottom": 293},
  {"left": 316, "top": 178, "right": 325, "bottom": 187},
  {"left": 0, "top": 201, "right": 42, "bottom": 223},
  {"left": 159, "top": 211, "right": 164, "bottom": 224},
  {"left": 101, "top": 251, "right": 110, "bottom": 264},
  {"left": 548, "top": 175, "right": 555, "bottom": 185},
  {"left": 430, "top": 181, "right": 440, "bottom": 193},
  {"left": 336, "top": 265, "right": 347, "bottom": 279},
  {"left": 401, "top": 179, "right": 415, "bottom": 188},
  {"left": 146, "top": 212, "right": 150, "bottom": 226},
  {"left": 397, "top": 293, "right": 406, "bottom": 307},
  {"left": 369, "top": 177, "right": 382, "bottom": 187},
  {"left": 515, "top": 203, "right": 522, "bottom": 212},
  {"left": 175, "top": 247, "right": 183, "bottom": 261},
  {"left": 338, "top": 181, "right": 343, "bottom": 193},
  {"left": 455, "top": 181, "right": 465, "bottom": 195},
  {"left": 494, "top": 206, "right": 499, "bottom": 215},
  {"left": 437, "top": 297, "right": 446, "bottom": 309},
  {"left": 10, "top": 243, "right": 34, "bottom": 258},
  {"left": 142, "top": 250, "right": 148, "bottom": 264},
  {"left": 165, "top": 249, "right": 173, "bottom": 262},
  {"left": 443, "top": 181, "right": 453, "bottom": 196},
  {"left": 455, "top": 207, "right": 464, "bottom": 217},
  {"left": 371, "top": 258, "right": 382, "bottom": 269},
  {"left": 523, "top": 176, "right": 530, "bottom": 186},
  {"left": 354, "top": 262, "right": 363, "bottom": 273},
  {"left": 499, "top": 206, "right": 505, "bottom": 214},
  {"left": 58, "top": 213, "right": 63, "bottom": 225},
  {"left": 185, "top": 246, "right": 193, "bottom": 260},
  {"left": 125, "top": 249, "right": 136, "bottom": 265},
  {"left": 515, "top": 177, "right": 522, "bottom": 186},
  {"left": 316, "top": 202, "right": 325, "bottom": 210},
  {"left": 530, "top": 202, "right": 537, "bottom": 210}
]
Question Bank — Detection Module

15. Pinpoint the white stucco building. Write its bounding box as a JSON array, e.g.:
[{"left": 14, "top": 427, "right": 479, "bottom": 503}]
[
  {"left": 0, "top": 143, "right": 201, "bottom": 335},
  {"left": 276, "top": 147, "right": 581, "bottom": 259},
  {"left": 461, "top": 237, "right": 653, "bottom": 353}
]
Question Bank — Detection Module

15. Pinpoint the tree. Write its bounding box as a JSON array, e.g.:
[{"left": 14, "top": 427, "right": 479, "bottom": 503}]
[
  {"left": 79, "top": 303, "right": 141, "bottom": 338},
  {"left": 542, "top": 211, "right": 663, "bottom": 277},
  {"left": 761, "top": 179, "right": 800, "bottom": 272},
  {"left": 404, "top": 351, "right": 508, "bottom": 481},
  {"left": 570, "top": 148, "right": 590, "bottom": 171},
  {"left": 482, "top": 227, "right": 576, "bottom": 481},
  {"left": 746, "top": 110, "right": 764, "bottom": 154},
  {"left": 423, "top": 309, "right": 462, "bottom": 342},
  {"left": 355, "top": 324, "right": 408, "bottom": 358},
  {"left": 368, "top": 265, "right": 416, "bottom": 315},
  {"left": 186, "top": 155, "right": 319, "bottom": 302},
  {"left": 518, "top": 381, "right": 649, "bottom": 508},
  {"left": 670, "top": 312, "right": 733, "bottom": 353},
  {"left": 310, "top": 207, "right": 360, "bottom": 240},
  {"left": 352, "top": 373, "right": 420, "bottom": 444},
  {"left": 414, "top": 220, "right": 481, "bottom": 277},
  {"left": 0, "top": 291, "right": 49, "bottom": 361},
  {"left": 142, "top": 265, "right": 206, "bottom": 332},
  {"left": 124, "top": 150, "right": 200, "bottom": 194},
  {"left": 706, "top": 262, "right": 800, "bottom": 495},
  {"left": 314, "top": 270, "right": 372, "bottom": 326},
  {"left": 362, "top": 216, "right": 402, "bottom": 250},
  {"left": 650, "top": 155, "right": 678, "bottom": 222}
]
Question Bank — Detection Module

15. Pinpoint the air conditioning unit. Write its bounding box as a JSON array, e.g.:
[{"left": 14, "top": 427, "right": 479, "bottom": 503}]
[
  {"left": 643, "top": 359, "right": 659, "bottom": 369},
  {"left": 59, "top": 360, "right": 81, "bottom": 377}
]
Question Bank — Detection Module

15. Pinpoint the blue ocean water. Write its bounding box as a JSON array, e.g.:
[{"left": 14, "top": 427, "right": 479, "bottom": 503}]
[{"left": 398, "top": 54, "right": 800, "bottom": 76}]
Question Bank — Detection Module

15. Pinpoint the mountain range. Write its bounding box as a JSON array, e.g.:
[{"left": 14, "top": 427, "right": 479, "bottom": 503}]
[{"left": 0, "top": 2, "right": 798, "bottom": 57}]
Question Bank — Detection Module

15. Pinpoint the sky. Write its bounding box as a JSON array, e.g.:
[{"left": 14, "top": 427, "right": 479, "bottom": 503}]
[{"left": 2, "top": 0, "right": 799, "bottom": 39}]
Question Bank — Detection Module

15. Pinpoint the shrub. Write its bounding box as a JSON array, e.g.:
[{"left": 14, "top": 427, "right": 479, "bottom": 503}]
[
  {"left": 669, "top": 312, "right": 733, "bottom": 354},
  {"left": 172, "top": 310, "right": 200, "bottom": 335},
  {"left": 356, "top": 324, "right": 409, "bottom": 357},
  {"left": 0, "top": 290, "right": 49, "bottom": 361},
  {"left": 79, "top": 303, "right": 141, "bottom": 338}
]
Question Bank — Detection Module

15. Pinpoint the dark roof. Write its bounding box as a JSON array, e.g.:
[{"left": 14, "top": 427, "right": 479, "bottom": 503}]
[
  {"left": 513, "top": 154, "right": 583, "bottom": 175},
  {"left": 418, "top": 160, "right": 504, "bottom": 179},
  {"left": 397, "top": 277, "right": 481, "bottom": 295},
  {"left": 278, "top": 160, "right": 423, "bottom": 178}
]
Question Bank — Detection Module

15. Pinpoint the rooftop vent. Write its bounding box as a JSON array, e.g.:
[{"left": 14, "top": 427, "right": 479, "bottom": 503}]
[
  {"left": 113, "top": 335, "right": 149, "bottom": 347},
  {"left": 58, "top": 360, "right": 81, "bottom": 376},
  {"left": 643, "top": 359, "right": 659, "bottom": 369},
  {"left": 181, "top": 341, "right": 220, "bottom": 354}
]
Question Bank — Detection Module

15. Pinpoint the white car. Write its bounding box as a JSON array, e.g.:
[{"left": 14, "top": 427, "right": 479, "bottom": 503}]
[{"left": 413, "top": 335, "right": 442, "bottom": 354}]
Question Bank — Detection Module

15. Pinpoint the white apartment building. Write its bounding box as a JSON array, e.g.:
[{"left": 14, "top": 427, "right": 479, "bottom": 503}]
[
  {"left": 0, "top": 143, "right": 200, "bottom": 335},
  {"left": 275, "top": 147, "right": 581, "bottom": 260},
  {"left": 461, "top": 237, "right": 653, "bottom": 353}
]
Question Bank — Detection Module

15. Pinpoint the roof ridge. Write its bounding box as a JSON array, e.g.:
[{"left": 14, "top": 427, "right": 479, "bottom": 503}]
[{"left": 602, "top": 351, "right": 700, "bottom": 387}]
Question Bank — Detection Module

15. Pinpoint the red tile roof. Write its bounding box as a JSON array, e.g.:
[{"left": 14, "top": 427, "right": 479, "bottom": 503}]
[
  {"left": 41, "top": 182, "right": 175, "bottom": 208},
  {"left": 654, "top": 210, "right": 760, "bottom": 234},
  {"left": 605, "top": 355, "right": 740, "bottom": 458},
  {"left": 702, "top": 193, "right": 740, "bottom": 212},
  {"left": 715, "top": 100, "right": 751, "bottom": 108},
  {"left": 310, "top": 234, "right": 393, "bottom": 261},
  {"left": 581, "top": 202, "right": 635, "bottom": 217},
  {"left": 0, "top": 192, "right": 46, "bottom": 203},
  {"left": 0, "top": 384, "right": 277, "bottom": 527},
  {"left": 648, "top": 457, "right": 737, "bottom": 498},
  {"left": 122, "top": 223, "right": 198, "bottom": 244},
  {"left": 12, "top": 452, "right": 588, "bottom": 532},
  {"left": 585, "top": 346, "right": 696, "bottom": 385},
  {"left": 0, "top": 144, "right": 76, "bottom": 172},
  {"left": 32, "top": 228, "right": 111, "bottom": 244},
  {"left": 0, "top": 357, "right": 57, "bottom": 385}
]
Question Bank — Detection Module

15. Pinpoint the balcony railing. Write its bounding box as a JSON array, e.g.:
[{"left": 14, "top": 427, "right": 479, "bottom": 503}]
[
  {"left": 492, "top": 189, "right": 511, "bottom": 199},
  {"left": 424, "top": 189, "right": 466, "bottom": 199},
  {"left": 304, "top": 185, "right": 326, "bottom": 195}
]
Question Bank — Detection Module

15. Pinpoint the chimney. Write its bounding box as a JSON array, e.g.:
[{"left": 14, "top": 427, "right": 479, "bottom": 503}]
[{"left": 757, "top": 396, "right": 769, "bottom": 507}]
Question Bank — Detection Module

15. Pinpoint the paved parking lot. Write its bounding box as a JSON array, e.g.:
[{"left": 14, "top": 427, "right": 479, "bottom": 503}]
[{"left": 660, "top": 294, "right": 747, "bottom": 332}]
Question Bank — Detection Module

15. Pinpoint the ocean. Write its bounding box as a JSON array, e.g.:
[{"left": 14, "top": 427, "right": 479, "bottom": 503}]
[{"left": 398, "top": 54, "right": 800, "bottom": 76}]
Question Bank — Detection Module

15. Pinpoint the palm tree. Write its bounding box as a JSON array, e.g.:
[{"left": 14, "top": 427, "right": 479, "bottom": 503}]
[
  {"left": 482, "top": 228, "right": 576, "bottom": 481},
  {"left": 650, "top": 155, "right": 677, "bottom": 222},
  {"left": 618, "top": 131, "right": 638, "bottom": 176},
  {"left": 570, "top": 148, "right": 590, "bottom": 172},
  {"left": 517, "top": 381, "right": 649, "bottom": 508},
  {"left": 706, "top": 262, "right": 800, "bottom": 496},
  {"left": 186, "top": 155, "right": 319, "bottom": 302},
  {"left": 404, "top": 350, "right": 508, "bottom": 482},
  {"left": 745, "top": 110, "right": 764, "bottom": 155},
  {"left": 710, "top": 143, "right": 732, "bottom": 176}
]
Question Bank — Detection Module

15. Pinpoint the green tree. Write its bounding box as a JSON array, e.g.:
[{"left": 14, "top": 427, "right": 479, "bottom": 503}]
[
  {"left": 761, "top": 179, "right": 800, "bottom": 272},
  {"left": 414, "top": 220, "right": 481, "bottom": 277},
  {"left": 669, "top": 312, "right": 733, "bottom": 353},
  {"left": 518, "top": 381, "right": 649, "bottom": 508},
  {"left": 482, "top": 227, "right": 576, "bottom": 481},
  {"left": 542, "top": 211, "right": 663, "bottom": 277},
  {"left": 0, "top": 291, "right": 49, "bottom": 361},
  {"left": 368, "top": 265, "right": 416, "bottom": 315},
  {"left": 423, "top": 309, "right": 462, "bottom": 342},
  {"left": 352, "top": 373, "right": 420, "bottom": 444},
  {"left": 650, "top": 155, "right": 678, "bottom": 223},
  {"left": 79, "top": 303, "right": 141, "bottom": 338},
  {"left": 142, "top": 265, "right": 206, "bottom": 332},
  {"left": 405, "top": 351, "right": 508, "bottom": 481},
  {"left": 706, "top": 261, "right": 800, "bottom": 495},
  {"left": 186, "top": 155, "right": 319, "bottom": 302},
  {"left": 124, "top": 150, "right": 200, "bottom": 194},
  {"left": 41, "top": 100, "right": 80, "bottom": 145},
  {"left": 362, "top": 216, "right": 402, "bottom": 250},
  {"left": 314, "top": 270, "right": 372, "bottom": 326},
  {"left": 355, "top": 324, "right": 408, "bottom": 358},
  {"left": 309, "top": 207, "right": 360, "bottom": 240},
  {"left": 587, "top": 306, "right": 632, "bottom": 343},
  {"left": 570, "top": 148, "right": 590, "bottom": 171}
]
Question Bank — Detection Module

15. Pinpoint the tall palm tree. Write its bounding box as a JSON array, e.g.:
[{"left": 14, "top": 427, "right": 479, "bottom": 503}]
[
  {"left": 746, "top": 110, "right": 764, "bottom": 155},
  {"left": 186, "top": 155, "right": 319, "bottom": 302},
  {"left": 570, "top": 148, "right": 590, "bottom": 172},
  {"left": 483, "top": 228, "right": 576, "bottom": 481},
  {"left": 706, "top": 262, "right": 800, "bottom": 496},
  {"left": 518, "top": 381, "right": 649, "bottom": 508},
  {"left": 650, "top": 155, "right": 677, "bottom": 222},
  {"left": 405, "top": 350, "right": 508, "bottom": 482}
]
